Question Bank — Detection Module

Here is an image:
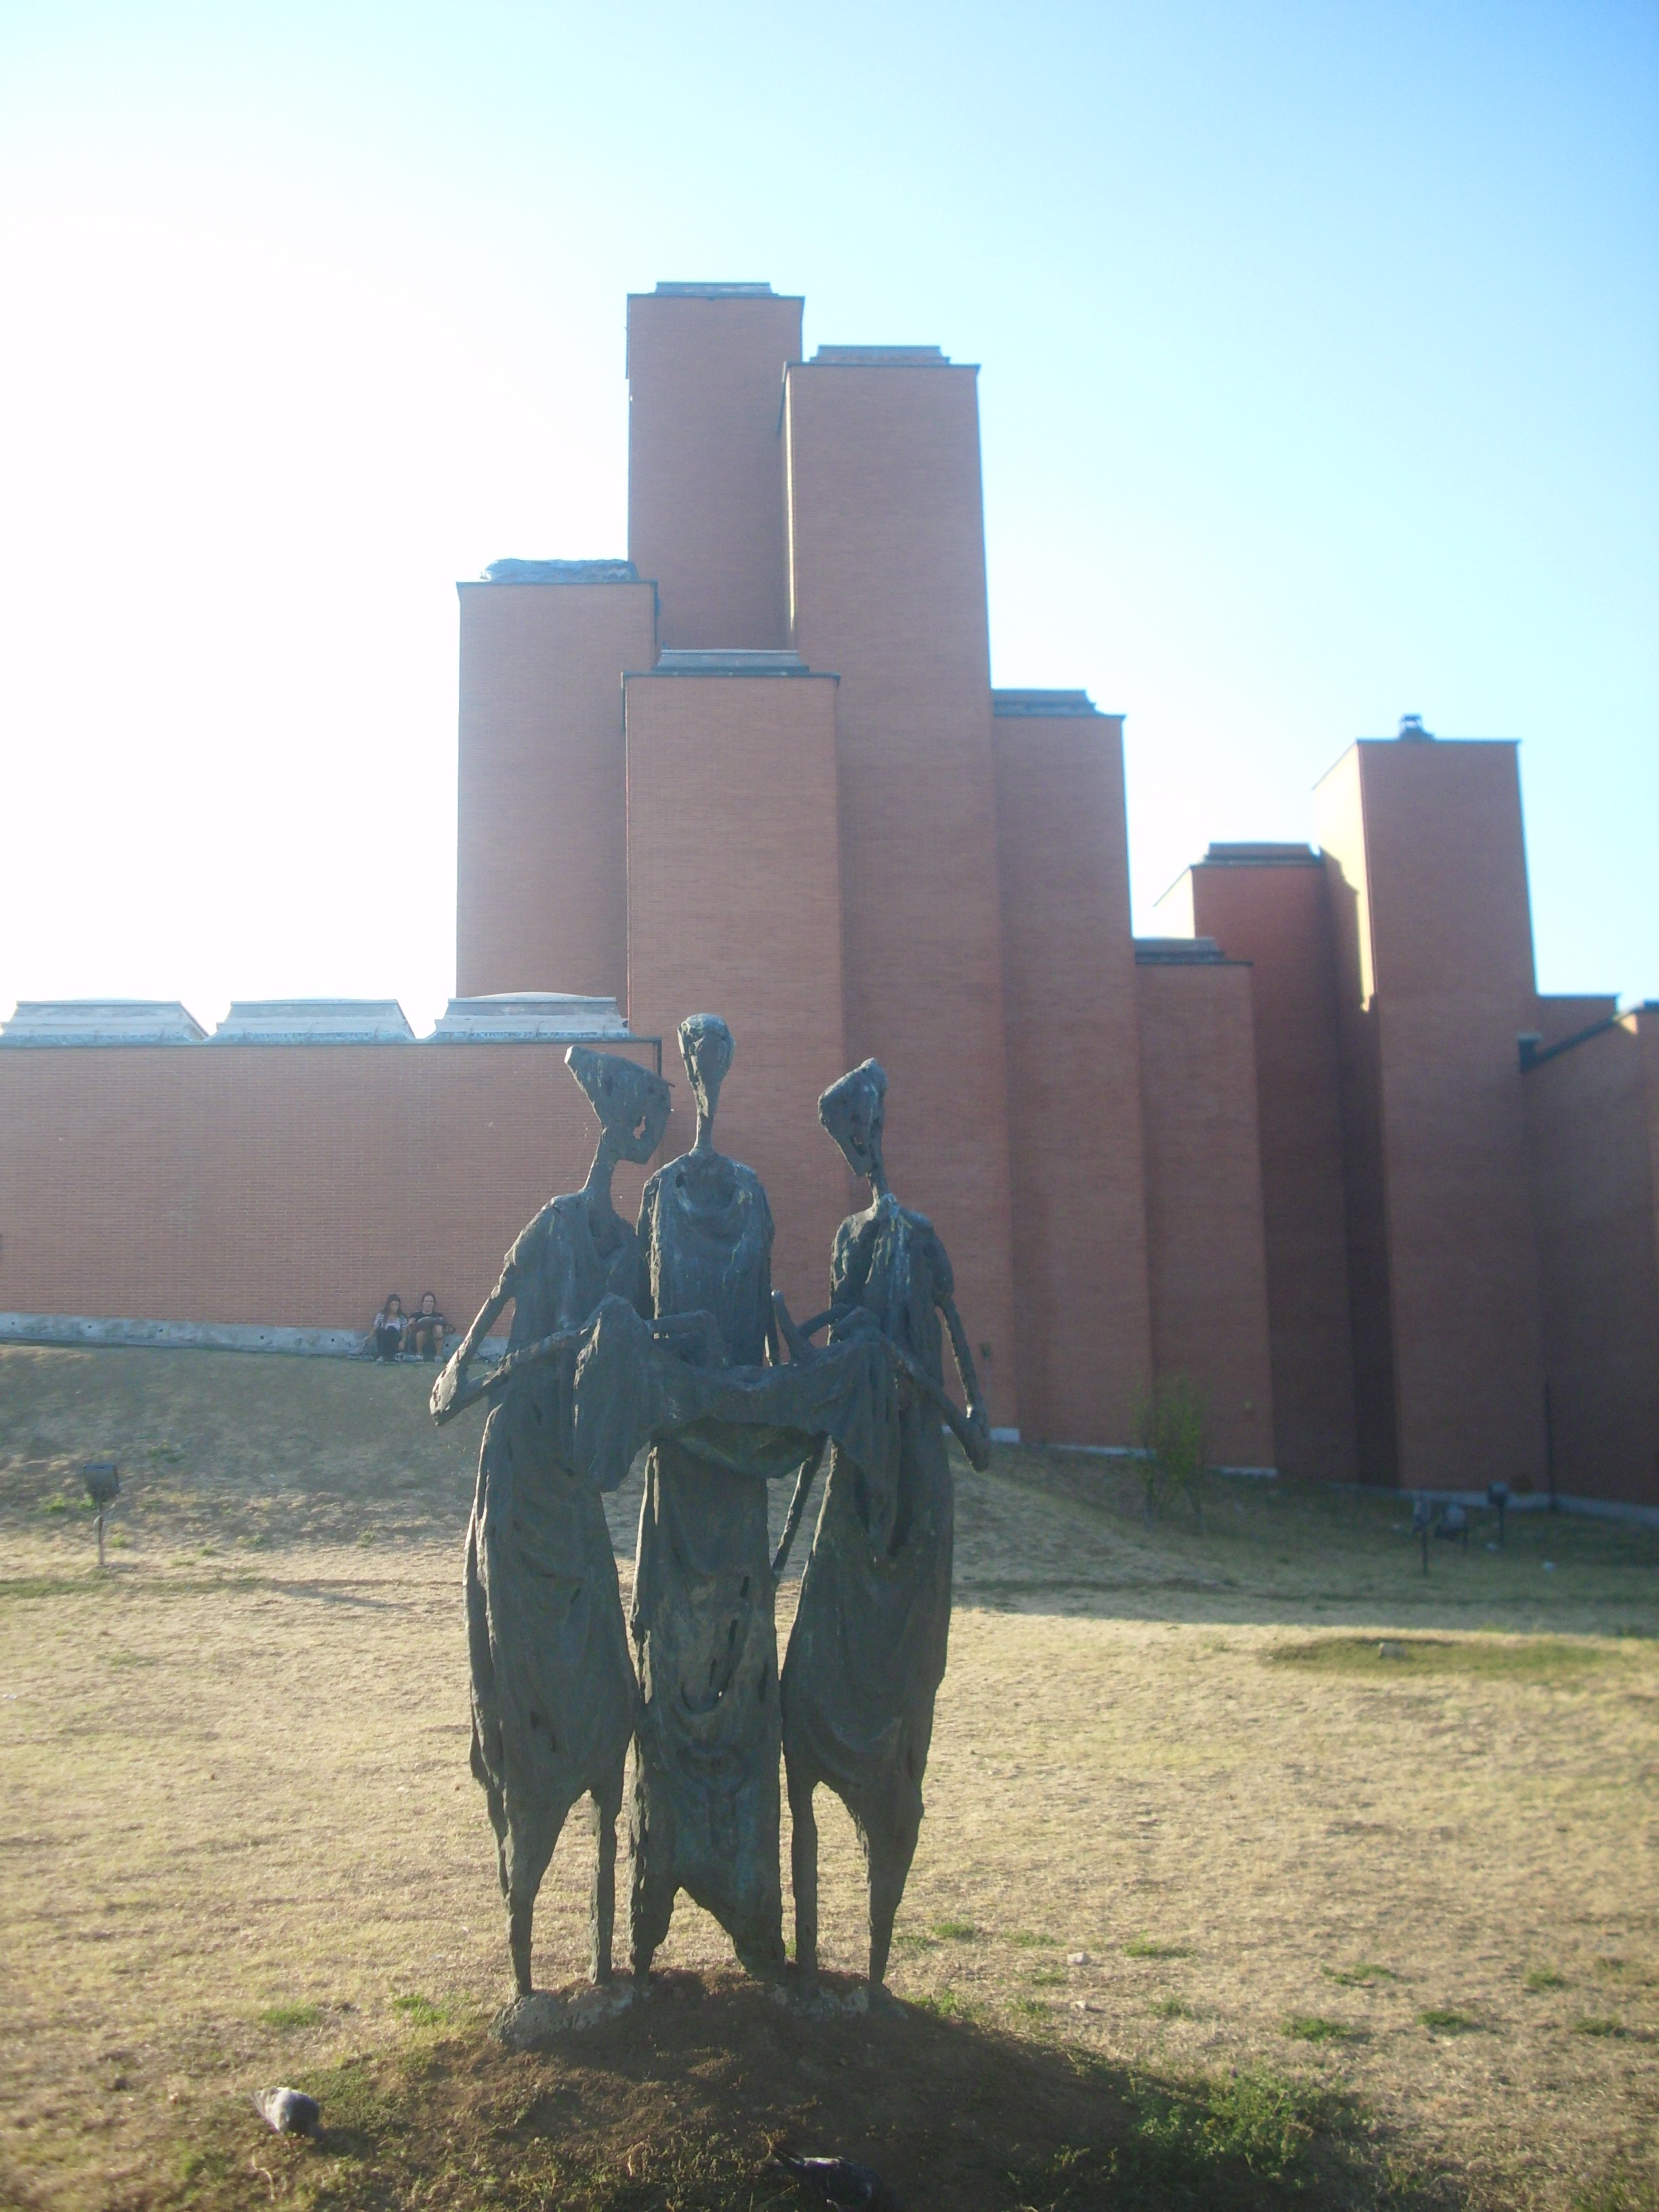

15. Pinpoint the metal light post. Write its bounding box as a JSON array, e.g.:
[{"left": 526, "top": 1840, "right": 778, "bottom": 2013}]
[
  {"left": 1412, "top": 1494, "right": 1431, "bottom": 1576},
  {"left": 1488, "top": 1481, "right": 1511, "bottom": 1549},
  {"left": 83, "top": 1461, "right": 119, "bottom": 1568}
]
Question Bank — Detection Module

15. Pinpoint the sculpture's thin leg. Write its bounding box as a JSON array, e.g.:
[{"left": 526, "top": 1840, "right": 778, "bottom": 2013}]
[
  {"left": 863, "top": 1796, "right": 922, "bottom": 1998},
  {"left": 867, "top": 1855, "right": 905, "bottom": 1992},
  {"left": 788, "top": 1765, "right": 821, "bottom": 1986},
  {"left": 590, "top": 1777, "right": 622, "bottom": 1986},
  {"left": 508, "top": 1897, "right": 535, "bottom": 1997},
  {"left": 628, "top": 1767, "right": 676, "bottom": 1983},
  {"left": 506, "top": 1807, "right": 563, "bottom": 1999}
]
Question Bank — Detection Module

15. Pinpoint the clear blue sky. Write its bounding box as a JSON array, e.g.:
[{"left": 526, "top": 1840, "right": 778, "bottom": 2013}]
[{"left": 1, "top": 0, "right": 1654, "bottom": 1033}]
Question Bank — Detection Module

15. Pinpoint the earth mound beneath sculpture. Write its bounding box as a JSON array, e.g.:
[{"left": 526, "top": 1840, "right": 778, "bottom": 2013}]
[{"left": 136, "top": 1968, "right": 1390, "bottom": 2211}]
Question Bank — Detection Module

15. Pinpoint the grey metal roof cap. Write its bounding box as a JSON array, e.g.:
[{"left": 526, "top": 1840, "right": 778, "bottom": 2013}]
[
  {"left": 212, "top": 1000, "right": 414, "bottom": 1044},
  {"left": 1201, "top": 842, "right": 1321, "bottom": 867},
  {"left": 650, "top": 281, "right": 781, "bottom": 298},
  {"left": 479, "top": 559, "right": 638, "bottom": 586},
  {"left": 648, "top": 649, "right": 813, "bottom": 677},
  {"left": 1134, "top": 937, "right": 1229, "bottom": 965},
  {"left": 1, "top": 999, "right": 207, "bottom": 1046},
  {"left": 430, "top": 994, "right": 633, "bottom": 1042},
  {"left": 810, "top": 345, "right": 949, "bottom": 366},
  {"left": 992, "top": 689, "right": 1104, "bottom": 718}
]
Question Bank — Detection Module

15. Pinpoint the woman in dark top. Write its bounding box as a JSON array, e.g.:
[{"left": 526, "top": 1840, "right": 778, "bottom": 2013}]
[{"left": 371, "top": 1294, "right": 405, "bottom": 1360}]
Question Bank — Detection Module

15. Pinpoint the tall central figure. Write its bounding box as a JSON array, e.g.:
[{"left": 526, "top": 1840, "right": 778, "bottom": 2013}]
[{"left": 630, "top": 1013, "right": 787, "bottom": 1981}]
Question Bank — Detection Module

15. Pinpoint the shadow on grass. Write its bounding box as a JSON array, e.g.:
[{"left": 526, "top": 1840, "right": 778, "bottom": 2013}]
[{"left": 129, "top": 1971, "right": 1448, "bottom": 2212}]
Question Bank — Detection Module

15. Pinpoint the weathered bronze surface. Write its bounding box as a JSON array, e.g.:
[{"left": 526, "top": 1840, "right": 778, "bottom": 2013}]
[
  {"left": 442, "top": 1046, "right": 670, "bottom": 1995},
  {"left": 629, "top": 1015, "right": 795, "bottom": 1982},
  {"left": 781, "top": 1059, "right": 989, "bottom": 1999},
  {"left": 434, "top": 1027, "right": 989, "bottom": 2016}
]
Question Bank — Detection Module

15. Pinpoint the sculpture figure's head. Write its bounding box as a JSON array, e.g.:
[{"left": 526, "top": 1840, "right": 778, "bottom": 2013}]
[
  {"left": 819, "top": 1059, "right": 888, "bottom": 1187},
  {"left": 677, "top": 1013, "right": 734, "bottom": 1141},
  {"left": 567, "top": 1045, "right": 672, "bottom": 1164}
]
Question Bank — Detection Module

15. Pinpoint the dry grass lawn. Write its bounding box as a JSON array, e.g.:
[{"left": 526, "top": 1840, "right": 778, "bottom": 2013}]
[{"left": 1, "top": 1344, "right": 1656, "bottom": 2210}]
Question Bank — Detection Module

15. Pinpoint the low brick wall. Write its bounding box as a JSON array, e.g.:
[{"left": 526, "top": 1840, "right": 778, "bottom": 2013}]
[{"left": 0, "top": 1042, "right": 657, "bottom": 1343}]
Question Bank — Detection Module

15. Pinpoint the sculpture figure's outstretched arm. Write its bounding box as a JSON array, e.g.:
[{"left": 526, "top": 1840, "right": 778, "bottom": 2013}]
[
  {"left": 773, "top": 1292, "right": 865, "bottom": 1361},
  {"left": 939, "top": 1291, "right": 993, "bottom": 1467},
  {"left": 428, "top": 1258, "right": 517, "bottom": 1425}
]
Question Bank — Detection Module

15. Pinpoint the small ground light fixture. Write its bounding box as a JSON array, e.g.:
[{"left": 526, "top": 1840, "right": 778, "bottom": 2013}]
[
  {"left": 1435, "top": 1502, "right": 1471, "bottom": 1551},
  {"left": 1412, "top": 1494, "right": 1432, "bottom": 1574},
  {"left": 83, "top": 1461, "right": 119, "bottom": 1568}
]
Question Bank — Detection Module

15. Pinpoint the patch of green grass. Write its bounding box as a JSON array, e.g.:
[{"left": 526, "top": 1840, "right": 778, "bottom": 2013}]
[
  {"left": 1010, "top": 1930, "right": 1059, "bottom": 1948},
  {"left": 171, "top": 2144, "right": 237, "bottom": 2187},
  {"left": 1526, "top": 1966, "right": 1570, "bottom": 1992},
  {"left": 1124, "top": 1936, "right": 1190, "bottom": 1959},
  {"left": 1574, "top": 2179, "right": 1659, "bottom": 2212},
  {"left": 1282, "top": 2014, "right": 1362, "bottom": 2044},
  {"left": 1418, "top": 2007, "right": 1481, "bottom": 2034},
  {"left": 42, "top": 1496, "right": 70, "bottom": 1515},
  {"left": 1029, "top": 1969, "right": 1068, "bottom": 1987},
  {"left": 892, "top": 1929, "right": 938, "bottom": 1951},
  {"left": 933, "top": 1918, "right": 977, "bottom": 1940},
  {"left": 1574, "top": 2017, "right": 1635, "bottom": 2039},
  {"left": 0, "top": 1575, "right": 107, "bottom": 1601},
  {"left": 1010, "top": 2064, "right": 1364, "bottom": 2211},
  {"left": 1150, "top": 1996, "right": 1195, "bottom": 2020},
  {"left": 258, "top": 2001, "right": 323, "bottom": 2031},
  {"left": 1324, "top": 1961, "right": 1395, "bottom": 1986},
  {"left": 916, "top": 1988, "right": 981, "bottom": 2022},
  {"left": 1268, "top": 1634, "right": 1611, "bottom": 1683},
  {"left": 391, "top": 1993, "right": 451, "bottom": 2027},
  {"left": 1011, "top": 1995, "right": 1048, "bottom": 2018}
]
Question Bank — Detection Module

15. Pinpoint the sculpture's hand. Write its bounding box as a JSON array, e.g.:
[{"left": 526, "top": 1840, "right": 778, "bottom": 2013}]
[
  {"left": 962, "top": 1401, "right": 994, "bottom": 1473},
  {"left": 429, "top": 1265, "right": 516, "bottom": 1428},
  {"left": 429, "top": 1351, "right": 471, "bottom": 1426}
]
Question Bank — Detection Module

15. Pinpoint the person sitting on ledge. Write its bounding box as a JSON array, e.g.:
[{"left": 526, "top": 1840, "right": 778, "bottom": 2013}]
[
  {"left": 406, "top": 1291, "right": 447, "bottom": 1361},
  {"left": 370, "top": 1294, "right": 405, "bottom": 1361}
]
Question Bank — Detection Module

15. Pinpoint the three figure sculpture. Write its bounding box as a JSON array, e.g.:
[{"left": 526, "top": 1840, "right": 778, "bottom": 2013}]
[{"left": 435, "top": 1016, "right": 991, "bottom": 2005}]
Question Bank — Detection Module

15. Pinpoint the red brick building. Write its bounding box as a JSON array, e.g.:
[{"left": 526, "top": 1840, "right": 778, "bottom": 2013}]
[{"left": 2, "top": 283, "right": 1654, "bottom": 1505}]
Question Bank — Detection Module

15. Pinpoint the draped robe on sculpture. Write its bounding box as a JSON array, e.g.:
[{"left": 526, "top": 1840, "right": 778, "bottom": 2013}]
[
  {"left": 465, "top": 1193, "right": 639, "bottom": 1940},
  {"left": 781, "top": 1194, "right": 956, "bottom": 1891},
  {"left": 629, "top": 1151, "right": 791, "bottom": 1977}
]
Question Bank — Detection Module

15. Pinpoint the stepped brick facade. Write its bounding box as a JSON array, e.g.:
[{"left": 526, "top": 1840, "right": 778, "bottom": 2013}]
[{"left": 1, "top": 283, "right": 1654, "bottom": 1503}]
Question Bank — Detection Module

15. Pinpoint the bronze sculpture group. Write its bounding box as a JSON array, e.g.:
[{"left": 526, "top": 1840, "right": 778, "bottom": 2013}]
[{"left": 433, "top": 1016, "right": 991, "bottom": 2007}]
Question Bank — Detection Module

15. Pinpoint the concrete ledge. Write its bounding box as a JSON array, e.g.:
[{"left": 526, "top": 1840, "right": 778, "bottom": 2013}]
[
  {"left": 1332, "top": 1481, "right": 1659, "bottom": 1530},
  {"left": 1046, "top": 1443, "right": 1280, "bottom": 1479},
  {"left": 0, "top": 1312, "right": 508, "bottom": 1361}
]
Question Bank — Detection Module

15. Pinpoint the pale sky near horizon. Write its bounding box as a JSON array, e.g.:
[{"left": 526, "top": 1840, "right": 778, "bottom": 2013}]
[{"left": 1, "top": 0, "right": 1654, "bottom": 1038}]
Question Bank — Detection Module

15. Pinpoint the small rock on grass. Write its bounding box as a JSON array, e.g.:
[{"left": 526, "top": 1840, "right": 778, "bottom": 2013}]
[
  {"left": 252, "top": 2087, "right": 319, "bottom": 2137},
  {"left": 491, "top": 1982, "right": 635, "bottom": 2050}
]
